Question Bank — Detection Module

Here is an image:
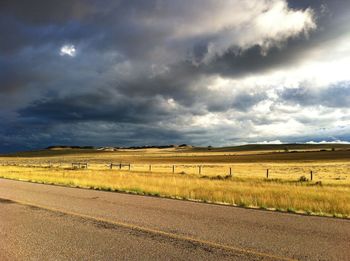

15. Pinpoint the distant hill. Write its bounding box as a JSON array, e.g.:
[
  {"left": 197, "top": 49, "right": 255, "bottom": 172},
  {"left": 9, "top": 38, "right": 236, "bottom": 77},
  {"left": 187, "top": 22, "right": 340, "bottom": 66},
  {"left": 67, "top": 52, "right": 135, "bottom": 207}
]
[
  {"left": 193, "top": 143, "right": 350, "bottom": 152},
  {"left": 2, "top": 143, "right": 350, "bottom": 157}
]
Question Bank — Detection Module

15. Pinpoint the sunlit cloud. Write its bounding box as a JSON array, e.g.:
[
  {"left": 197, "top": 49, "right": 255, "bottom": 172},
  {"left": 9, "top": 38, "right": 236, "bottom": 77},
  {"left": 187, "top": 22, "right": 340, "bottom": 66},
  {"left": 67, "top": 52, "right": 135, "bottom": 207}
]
[{"left": 60, "top": 44, "right": 76, "bottom": 57}]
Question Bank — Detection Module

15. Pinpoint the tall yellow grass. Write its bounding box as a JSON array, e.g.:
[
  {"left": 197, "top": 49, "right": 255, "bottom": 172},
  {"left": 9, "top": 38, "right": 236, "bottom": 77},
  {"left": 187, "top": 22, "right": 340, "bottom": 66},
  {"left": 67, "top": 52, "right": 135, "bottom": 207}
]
[{"left": 0, "top": 165, "right": 349, "bottom": 218}]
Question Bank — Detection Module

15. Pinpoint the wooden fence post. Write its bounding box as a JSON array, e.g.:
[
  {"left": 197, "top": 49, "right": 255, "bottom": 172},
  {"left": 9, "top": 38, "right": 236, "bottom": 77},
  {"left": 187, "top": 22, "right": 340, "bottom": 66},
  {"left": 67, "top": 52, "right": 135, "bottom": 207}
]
[
  {"left": 229, "top": 167, "right": 232, "bottom": 177},
  {"left": 172, "top": 165, "right": 175, "bottom": 174},
  {"left": 310, "top": 170, "right": 313, "bottom": 181},
  {"left": 149, "top": 164, "right": 152, "bottom": 172},
  {"left": 129, "top": 164, "right": 131, "bottom": 171},
  {"left": 199, "top": 166, "right": 202, "bottom": 175},
  {"left": 266, "top": 169, "right": 269, "bottom": 179}
]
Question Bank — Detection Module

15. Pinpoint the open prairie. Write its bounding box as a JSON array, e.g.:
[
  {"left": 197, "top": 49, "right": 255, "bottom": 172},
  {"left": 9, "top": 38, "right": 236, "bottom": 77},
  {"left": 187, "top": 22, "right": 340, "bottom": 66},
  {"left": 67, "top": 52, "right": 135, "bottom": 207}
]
[{"left": 1, "top": 144, "right": 350, "bottom": 218}]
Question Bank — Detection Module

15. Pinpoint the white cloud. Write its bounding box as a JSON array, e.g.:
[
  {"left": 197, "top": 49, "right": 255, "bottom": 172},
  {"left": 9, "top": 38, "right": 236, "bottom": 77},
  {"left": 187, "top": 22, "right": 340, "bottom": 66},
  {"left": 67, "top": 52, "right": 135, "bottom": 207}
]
[
  {"left": 306, "top": 140, "right": 350, "bottom": 144},
  {"left": 139, "top": 0, "right": 316, "bottom": 64},
  {"left": 202, "top": 0, "right": 316, "bottom": 61},
  {"left": 60, "top": 44, "right": 76, "bottom": 57},
  {"left": 256, "top": 140, "right": 283, "bottom": 144}
]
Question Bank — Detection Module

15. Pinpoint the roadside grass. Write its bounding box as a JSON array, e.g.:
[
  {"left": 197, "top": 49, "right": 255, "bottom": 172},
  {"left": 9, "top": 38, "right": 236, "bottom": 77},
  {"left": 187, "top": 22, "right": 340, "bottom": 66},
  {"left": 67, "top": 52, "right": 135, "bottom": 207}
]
[
  {"left": 1, "top": 160, "right": 350, "bottom": 183},
  {"left": 0, "top": 165, "right": 349, "bottom": 218}
]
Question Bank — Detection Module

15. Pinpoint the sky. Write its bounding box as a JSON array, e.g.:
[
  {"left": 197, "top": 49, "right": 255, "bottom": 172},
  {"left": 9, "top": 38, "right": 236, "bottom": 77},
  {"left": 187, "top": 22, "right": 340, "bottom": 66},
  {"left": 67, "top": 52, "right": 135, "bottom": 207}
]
[{"left": 1, "top": 0, "right": 350, "bottom": 152}]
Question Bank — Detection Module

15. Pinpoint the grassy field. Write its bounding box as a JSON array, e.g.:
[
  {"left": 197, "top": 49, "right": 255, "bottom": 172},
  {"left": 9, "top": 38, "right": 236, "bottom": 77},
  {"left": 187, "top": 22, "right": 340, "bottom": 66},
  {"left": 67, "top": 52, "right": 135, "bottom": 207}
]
[{"left": 0, "top": 145, "right": 349, "bottom": 218}]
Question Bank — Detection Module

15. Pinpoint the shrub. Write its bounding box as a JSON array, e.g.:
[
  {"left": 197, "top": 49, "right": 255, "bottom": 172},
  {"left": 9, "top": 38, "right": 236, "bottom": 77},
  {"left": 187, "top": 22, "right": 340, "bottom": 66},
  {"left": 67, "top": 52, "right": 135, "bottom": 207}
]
[{"left": 298, "top": 176, "right": 309, "bottom": 182}]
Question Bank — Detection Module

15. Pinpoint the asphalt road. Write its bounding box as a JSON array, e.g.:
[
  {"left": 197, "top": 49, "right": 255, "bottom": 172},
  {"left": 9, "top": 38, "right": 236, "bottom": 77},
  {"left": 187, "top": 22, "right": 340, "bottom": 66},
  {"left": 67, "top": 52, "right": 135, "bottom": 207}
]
[{"left": 0, "top": 179, "right": 349, "bottom": 261}]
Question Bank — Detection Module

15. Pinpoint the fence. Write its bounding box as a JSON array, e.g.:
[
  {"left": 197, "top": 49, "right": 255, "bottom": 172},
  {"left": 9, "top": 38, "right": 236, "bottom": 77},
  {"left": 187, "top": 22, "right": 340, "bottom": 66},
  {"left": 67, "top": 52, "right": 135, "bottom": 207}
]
[
  {"left": 72, "top": 162, "right": 88, "bottom": 169},
  {"left": 0, "top": 161, "right": 348, "bottom": 182}
]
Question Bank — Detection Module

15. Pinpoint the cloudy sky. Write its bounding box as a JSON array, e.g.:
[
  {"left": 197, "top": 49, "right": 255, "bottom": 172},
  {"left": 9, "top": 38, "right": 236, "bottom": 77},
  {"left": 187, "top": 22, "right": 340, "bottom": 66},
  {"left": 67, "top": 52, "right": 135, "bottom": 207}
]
[{"left": 1, "top": 0, "right": 350, "bottom": 152}]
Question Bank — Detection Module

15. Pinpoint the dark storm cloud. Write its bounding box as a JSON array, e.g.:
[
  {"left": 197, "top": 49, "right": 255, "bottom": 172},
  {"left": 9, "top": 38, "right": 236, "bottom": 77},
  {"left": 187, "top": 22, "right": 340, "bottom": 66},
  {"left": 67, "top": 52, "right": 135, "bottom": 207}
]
[
  {"left": 19, "top": 91, "right": 184, "bottom": 124},
  {"left": 1, "top": 0, "right": 349, "bottom": 152},
  {"left": 0, "top": 0, "right": 97, "bottom": 55},
  {"left": 0, "top": 0, "right": 95, "bottom": 25},
  {"left": 202, "top": 42, "right": 306, "bottom": 78},
  {"left": 205, "top": 91, "right": 268, "bottom": 112},
  {"left": 280, "top": 83, "right": 350, "bottom": 108}
]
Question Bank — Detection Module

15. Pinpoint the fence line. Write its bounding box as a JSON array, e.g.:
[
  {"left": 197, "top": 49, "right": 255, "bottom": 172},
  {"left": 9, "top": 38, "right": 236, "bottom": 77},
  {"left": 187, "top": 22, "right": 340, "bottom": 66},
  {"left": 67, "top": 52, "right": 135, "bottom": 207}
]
[{"left": 1, "top": 161, "right": 349, "bottom": 182}]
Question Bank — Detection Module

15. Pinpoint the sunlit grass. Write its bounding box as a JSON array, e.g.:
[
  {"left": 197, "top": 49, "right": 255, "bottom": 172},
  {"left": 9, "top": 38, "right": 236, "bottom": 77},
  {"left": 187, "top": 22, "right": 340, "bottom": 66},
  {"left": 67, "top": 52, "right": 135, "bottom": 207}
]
[{"left": 0, "top": 165, "right": 349, "bottom": 218}]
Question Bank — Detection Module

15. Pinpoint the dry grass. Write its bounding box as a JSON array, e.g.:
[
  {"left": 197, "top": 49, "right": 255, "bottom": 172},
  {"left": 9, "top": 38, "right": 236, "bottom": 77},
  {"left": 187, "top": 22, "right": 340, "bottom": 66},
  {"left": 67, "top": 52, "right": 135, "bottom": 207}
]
[
  {"left": 1, "top": 147, "right": 349, "bottom": 218},
  {"left": 0, "top": 164, "right": 349, "bottom": 218}
]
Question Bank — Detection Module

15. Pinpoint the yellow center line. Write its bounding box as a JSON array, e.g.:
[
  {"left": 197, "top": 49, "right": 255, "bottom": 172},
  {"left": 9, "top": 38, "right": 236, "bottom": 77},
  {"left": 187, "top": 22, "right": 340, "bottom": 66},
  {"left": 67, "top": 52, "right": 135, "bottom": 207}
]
[{"left": 3, "top": 197, "right": 297, "bottom": 261}]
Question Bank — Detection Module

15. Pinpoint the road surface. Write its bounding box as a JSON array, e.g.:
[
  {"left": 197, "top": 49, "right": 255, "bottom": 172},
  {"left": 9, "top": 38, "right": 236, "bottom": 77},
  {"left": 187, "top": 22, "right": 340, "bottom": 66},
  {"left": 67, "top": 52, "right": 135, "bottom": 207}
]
[{"left": 0, "top": 178, "right": 349, "bottom": 260}]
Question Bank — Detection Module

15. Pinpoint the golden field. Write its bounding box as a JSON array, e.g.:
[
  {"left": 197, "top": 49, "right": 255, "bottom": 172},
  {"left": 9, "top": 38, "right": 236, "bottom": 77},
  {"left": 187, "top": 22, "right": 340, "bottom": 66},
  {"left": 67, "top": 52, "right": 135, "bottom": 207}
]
[{"left": 0, "top": 144, "right": 349, "bottom": 218}]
